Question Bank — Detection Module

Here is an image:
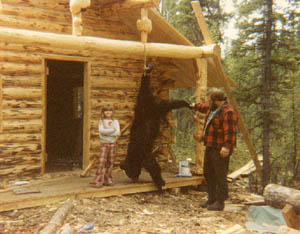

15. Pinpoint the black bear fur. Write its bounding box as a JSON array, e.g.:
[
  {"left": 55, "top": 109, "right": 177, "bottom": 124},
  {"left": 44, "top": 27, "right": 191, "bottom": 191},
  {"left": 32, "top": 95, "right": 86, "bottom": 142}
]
[{"left": 120, "top": 66, "right": 189, "bottom": 190}]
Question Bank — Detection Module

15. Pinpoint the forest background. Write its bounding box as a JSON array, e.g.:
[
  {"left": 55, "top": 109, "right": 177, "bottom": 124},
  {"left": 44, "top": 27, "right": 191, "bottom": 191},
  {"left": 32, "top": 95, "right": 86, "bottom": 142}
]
[{"left": 160, "top": 0, "right": 300, "bottom": 191}]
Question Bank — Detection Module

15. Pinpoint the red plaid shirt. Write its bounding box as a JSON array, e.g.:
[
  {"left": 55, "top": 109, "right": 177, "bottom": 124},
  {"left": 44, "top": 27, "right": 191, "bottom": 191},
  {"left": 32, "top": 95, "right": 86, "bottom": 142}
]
[{"left": 195, "top": 101, "right": 238, "bottom": 150}]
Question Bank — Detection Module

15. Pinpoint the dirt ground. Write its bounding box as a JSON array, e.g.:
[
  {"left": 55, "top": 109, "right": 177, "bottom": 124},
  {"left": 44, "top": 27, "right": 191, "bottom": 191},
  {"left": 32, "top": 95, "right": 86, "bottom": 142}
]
[{"left": 0, "top": 178, "right": 263, "bottom": 234}]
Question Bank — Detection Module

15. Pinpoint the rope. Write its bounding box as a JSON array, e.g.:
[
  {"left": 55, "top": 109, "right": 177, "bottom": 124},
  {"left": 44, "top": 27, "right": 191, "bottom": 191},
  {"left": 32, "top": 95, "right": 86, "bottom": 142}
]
[{"left": 143, "top": 42, "right": 147, "bottom": 74}]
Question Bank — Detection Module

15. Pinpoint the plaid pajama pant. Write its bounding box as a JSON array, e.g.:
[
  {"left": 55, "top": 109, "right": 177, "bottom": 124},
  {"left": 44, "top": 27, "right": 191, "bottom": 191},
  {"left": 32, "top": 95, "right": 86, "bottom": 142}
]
[{"left": 93, "top": 143, "right": 116, "bottom": 185}]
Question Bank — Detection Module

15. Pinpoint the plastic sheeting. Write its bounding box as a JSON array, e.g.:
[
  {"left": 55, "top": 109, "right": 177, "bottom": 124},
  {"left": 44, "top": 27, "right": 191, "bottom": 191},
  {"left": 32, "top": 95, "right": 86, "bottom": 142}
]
[{"left": 246, "top": 206, "right": 286, "bottom": 233}]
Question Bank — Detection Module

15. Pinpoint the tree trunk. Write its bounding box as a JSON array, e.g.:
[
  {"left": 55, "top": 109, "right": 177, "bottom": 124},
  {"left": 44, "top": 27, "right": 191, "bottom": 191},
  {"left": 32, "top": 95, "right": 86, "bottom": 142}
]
[
  {"left": 292, "top": 79, "right": 298, "bottom": 176},
  {"left": 262, "top": 0, "right": 273, "bottom": 188},
  {"left": 263, "top": 184, "right": 300, "bottom": 213}
]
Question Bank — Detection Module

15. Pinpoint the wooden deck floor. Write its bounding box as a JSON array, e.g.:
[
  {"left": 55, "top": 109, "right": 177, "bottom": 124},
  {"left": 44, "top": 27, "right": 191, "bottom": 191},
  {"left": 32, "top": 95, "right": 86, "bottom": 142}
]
[{"left": 0, "top": 170, "right": 203, "bottom": 213}]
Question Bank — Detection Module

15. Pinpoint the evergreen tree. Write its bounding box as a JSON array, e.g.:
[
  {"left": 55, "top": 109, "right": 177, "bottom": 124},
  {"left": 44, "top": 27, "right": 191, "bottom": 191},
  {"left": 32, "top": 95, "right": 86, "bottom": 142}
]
[{"left": 227, "top": 0, "right": 300, "bottom": 187}]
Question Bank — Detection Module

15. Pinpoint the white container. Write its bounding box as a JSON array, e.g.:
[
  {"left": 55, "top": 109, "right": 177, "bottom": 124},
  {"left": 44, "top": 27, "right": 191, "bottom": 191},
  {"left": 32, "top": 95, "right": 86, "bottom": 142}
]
[{"left": 178, "top": 160, "right": 192, "bottom": 177}]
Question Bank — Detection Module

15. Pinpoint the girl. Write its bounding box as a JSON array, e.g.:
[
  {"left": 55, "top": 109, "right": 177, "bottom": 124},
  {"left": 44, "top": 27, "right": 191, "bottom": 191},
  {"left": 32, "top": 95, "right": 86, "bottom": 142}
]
[{"left": 91, "top": 104, "right": 120, "bottom": 188}]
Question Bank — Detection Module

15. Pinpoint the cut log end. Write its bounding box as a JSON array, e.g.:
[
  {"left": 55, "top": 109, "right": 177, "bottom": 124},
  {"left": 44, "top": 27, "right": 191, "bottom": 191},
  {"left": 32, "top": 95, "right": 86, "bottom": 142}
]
[{"left": 263, "top": 184, "right": 300, "bottom": 214}]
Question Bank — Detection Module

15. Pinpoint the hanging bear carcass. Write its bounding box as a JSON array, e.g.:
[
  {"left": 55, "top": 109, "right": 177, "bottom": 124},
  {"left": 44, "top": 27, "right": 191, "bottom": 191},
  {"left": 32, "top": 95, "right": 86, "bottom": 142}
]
[{"left": 120, "top": 64, "right": 190, "bottom": 190}]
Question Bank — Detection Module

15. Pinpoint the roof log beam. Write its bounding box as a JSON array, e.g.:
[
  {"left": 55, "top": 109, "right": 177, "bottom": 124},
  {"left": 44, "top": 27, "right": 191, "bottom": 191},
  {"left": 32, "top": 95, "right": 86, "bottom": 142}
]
[{"left": 0, "top": 26, "right": 220, "bottom": 60}]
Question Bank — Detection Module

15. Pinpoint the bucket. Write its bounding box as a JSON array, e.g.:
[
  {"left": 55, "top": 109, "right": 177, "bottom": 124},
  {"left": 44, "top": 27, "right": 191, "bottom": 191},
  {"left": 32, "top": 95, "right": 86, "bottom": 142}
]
[{"left": 178, "top": 160, "right": 192, "bottom": 177}]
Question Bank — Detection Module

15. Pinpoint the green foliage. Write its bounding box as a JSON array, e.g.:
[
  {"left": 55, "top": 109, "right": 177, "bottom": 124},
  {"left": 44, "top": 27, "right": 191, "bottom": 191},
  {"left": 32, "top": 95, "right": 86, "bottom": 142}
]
[
  {"left": 160, "top": 0, "right": 300, "bottom": 187},
  {"left": 159, "top": 0, "right": 230, "bottom": 45},
  {"left": 226, "top": 0, "right": 300, "bottom": 186}
]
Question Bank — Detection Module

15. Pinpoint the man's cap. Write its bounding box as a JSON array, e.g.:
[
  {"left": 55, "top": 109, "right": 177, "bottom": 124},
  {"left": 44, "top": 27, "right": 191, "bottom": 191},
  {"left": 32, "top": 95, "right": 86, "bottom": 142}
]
[{"left": 210, "top": 90, "right": 226, "bottom": 101}]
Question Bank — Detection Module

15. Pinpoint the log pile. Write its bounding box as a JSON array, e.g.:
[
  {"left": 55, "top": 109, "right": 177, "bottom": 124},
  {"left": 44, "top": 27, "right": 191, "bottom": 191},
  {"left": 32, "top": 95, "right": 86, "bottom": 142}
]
[{"left": 227, "top": 155, "right": 263, "bottom": 181}]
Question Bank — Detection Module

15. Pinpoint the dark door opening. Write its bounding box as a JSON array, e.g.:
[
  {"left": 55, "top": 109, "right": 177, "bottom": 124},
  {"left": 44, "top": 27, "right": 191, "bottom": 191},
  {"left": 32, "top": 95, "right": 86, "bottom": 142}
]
[{"left": 46, "top": 60, "right": 84, "bottom": 172}]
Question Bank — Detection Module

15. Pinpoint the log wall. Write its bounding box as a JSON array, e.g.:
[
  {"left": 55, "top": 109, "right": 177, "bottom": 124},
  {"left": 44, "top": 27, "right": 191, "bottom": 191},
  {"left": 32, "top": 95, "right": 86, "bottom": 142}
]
[{"left": 0, "top": 0, "right": 176, "bottom": 178}]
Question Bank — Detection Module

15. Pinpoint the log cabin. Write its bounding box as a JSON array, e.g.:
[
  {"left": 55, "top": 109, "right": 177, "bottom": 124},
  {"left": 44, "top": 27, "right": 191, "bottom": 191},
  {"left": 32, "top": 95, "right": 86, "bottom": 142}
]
[{"left": 0, "top": 0, "right": 235, "bottom": 179}]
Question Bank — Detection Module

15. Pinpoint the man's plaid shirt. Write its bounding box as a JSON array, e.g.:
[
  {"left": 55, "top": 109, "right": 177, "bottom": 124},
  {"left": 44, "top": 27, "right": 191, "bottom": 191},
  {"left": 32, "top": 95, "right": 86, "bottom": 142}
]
[{"left": 195, "top": 101, "right": 238, "bottom": 150}]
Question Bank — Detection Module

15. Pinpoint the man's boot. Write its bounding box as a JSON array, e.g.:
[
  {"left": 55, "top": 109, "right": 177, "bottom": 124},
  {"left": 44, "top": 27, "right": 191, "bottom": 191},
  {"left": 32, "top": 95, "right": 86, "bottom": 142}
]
[
  {"left": 207, "top": 201, "right": 225, "bottom": 211},
  {"left": 200, "top": 200, "right": 215, "bottom": 208}
]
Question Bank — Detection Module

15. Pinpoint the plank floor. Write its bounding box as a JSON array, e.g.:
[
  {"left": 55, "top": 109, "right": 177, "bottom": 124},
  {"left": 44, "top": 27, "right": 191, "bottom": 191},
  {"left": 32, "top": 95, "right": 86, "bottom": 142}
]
[{"left": 0, "top": 170, "right": 203, "bottom": 212}]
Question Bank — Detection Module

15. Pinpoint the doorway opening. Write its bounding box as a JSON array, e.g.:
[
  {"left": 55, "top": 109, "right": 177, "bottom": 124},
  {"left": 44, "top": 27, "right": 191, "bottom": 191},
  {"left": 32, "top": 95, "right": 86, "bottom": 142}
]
[{"left": 45, "top": 60, "right": 84, "bottom": 172}]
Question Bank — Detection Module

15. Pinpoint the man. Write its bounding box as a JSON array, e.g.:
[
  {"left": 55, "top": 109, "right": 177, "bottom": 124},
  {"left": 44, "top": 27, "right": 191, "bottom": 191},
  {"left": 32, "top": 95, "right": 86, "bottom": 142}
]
[{"left": 190, "top": 90, "right": 238, "bottom": 211}]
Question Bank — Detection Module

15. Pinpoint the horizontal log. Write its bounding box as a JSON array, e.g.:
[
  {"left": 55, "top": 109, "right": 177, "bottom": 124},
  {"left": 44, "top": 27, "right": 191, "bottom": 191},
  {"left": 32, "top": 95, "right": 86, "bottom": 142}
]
[
  {"left": 0, "top": 164, "right": 41, "bottom": 176},
  {"left": 90, "top": 89, "right": 137, "bottom": 100},
  {"left": 0, "top": 14, "right": 71, "bottom": 34},
  {"left": 2, "top": 99, "right": 42, "bottom": 109},
  {"left": 91, "top": 108, "right": 135, "bottom": 115},
  {"left": 0, "top": 143, "right": 41, "bottom": 156},
  {"left": 91, "top": 99, "right": 135, "bottom": 110},
  {"left": 90, "top": 66, "right": 142, "bottom": 79},
  {"left": 1, "top": 3, "right": 71, "bottom": 22},
  {"left": 0, "top": 41, "right": 138, "bottom": 62},
  {"left": 2, "top": 75, "right": 41, "bottom": 87},
  {"left": 1, "top": 0, "right": 69, "bottom": 13},
  {"left": 0, "top": 26, "right": 219, "bottom": 59},
  {"left": 91, "top": 111, "right": 134, "bottom": 120},
  {"left": 263, "top": 184, "right": 300, "bottom": 214},
  {"left": 91, "top": 77, "right": 137, "bottom": 89},
  {"left": 83, "top": 27, "right": 137, "bottom": 41},
  {"left": 82, "top": 17, "right": 137, "bottom": 34},
  {"left": 2, "top": 125, "right": 41, "bottom": 134},
  {"left": 3, "top": 87, "right": 42, "bottom": 100},
  {"left": 0, "top": 133, "right": 41, "bottom": 143},
  {"left": 2, "top": 108, "right": 42, "bottom": 120},
  {"left": 0, "top": 41, "right": 87, "bottom": 58},
  {"left": 0, "top": 155, "right": 41, "bottom": 166},
  {"left": 0, "top": 62, "right": 42, "bottom": 76},
  {"left": 101, "top": 0, "right": 160, "bottom": 10},
  {"left": 92, "top": 58, "right": 142, "bottom": 69},
  {"left": 0, "top": 42, "right": 140, "bottom": 61},
  {"left": 0, "top": 50, "right": 41, "bottom": 64},
  {"left": 2, "top": 119, "right": 42, "bottom": 133}
]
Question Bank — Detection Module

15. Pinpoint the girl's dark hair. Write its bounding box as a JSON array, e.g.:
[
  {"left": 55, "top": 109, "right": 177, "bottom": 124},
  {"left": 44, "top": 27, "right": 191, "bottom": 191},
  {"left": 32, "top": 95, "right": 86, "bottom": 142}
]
[{"left": 101, "top": 104, "right": 114, "bottom": 119}]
